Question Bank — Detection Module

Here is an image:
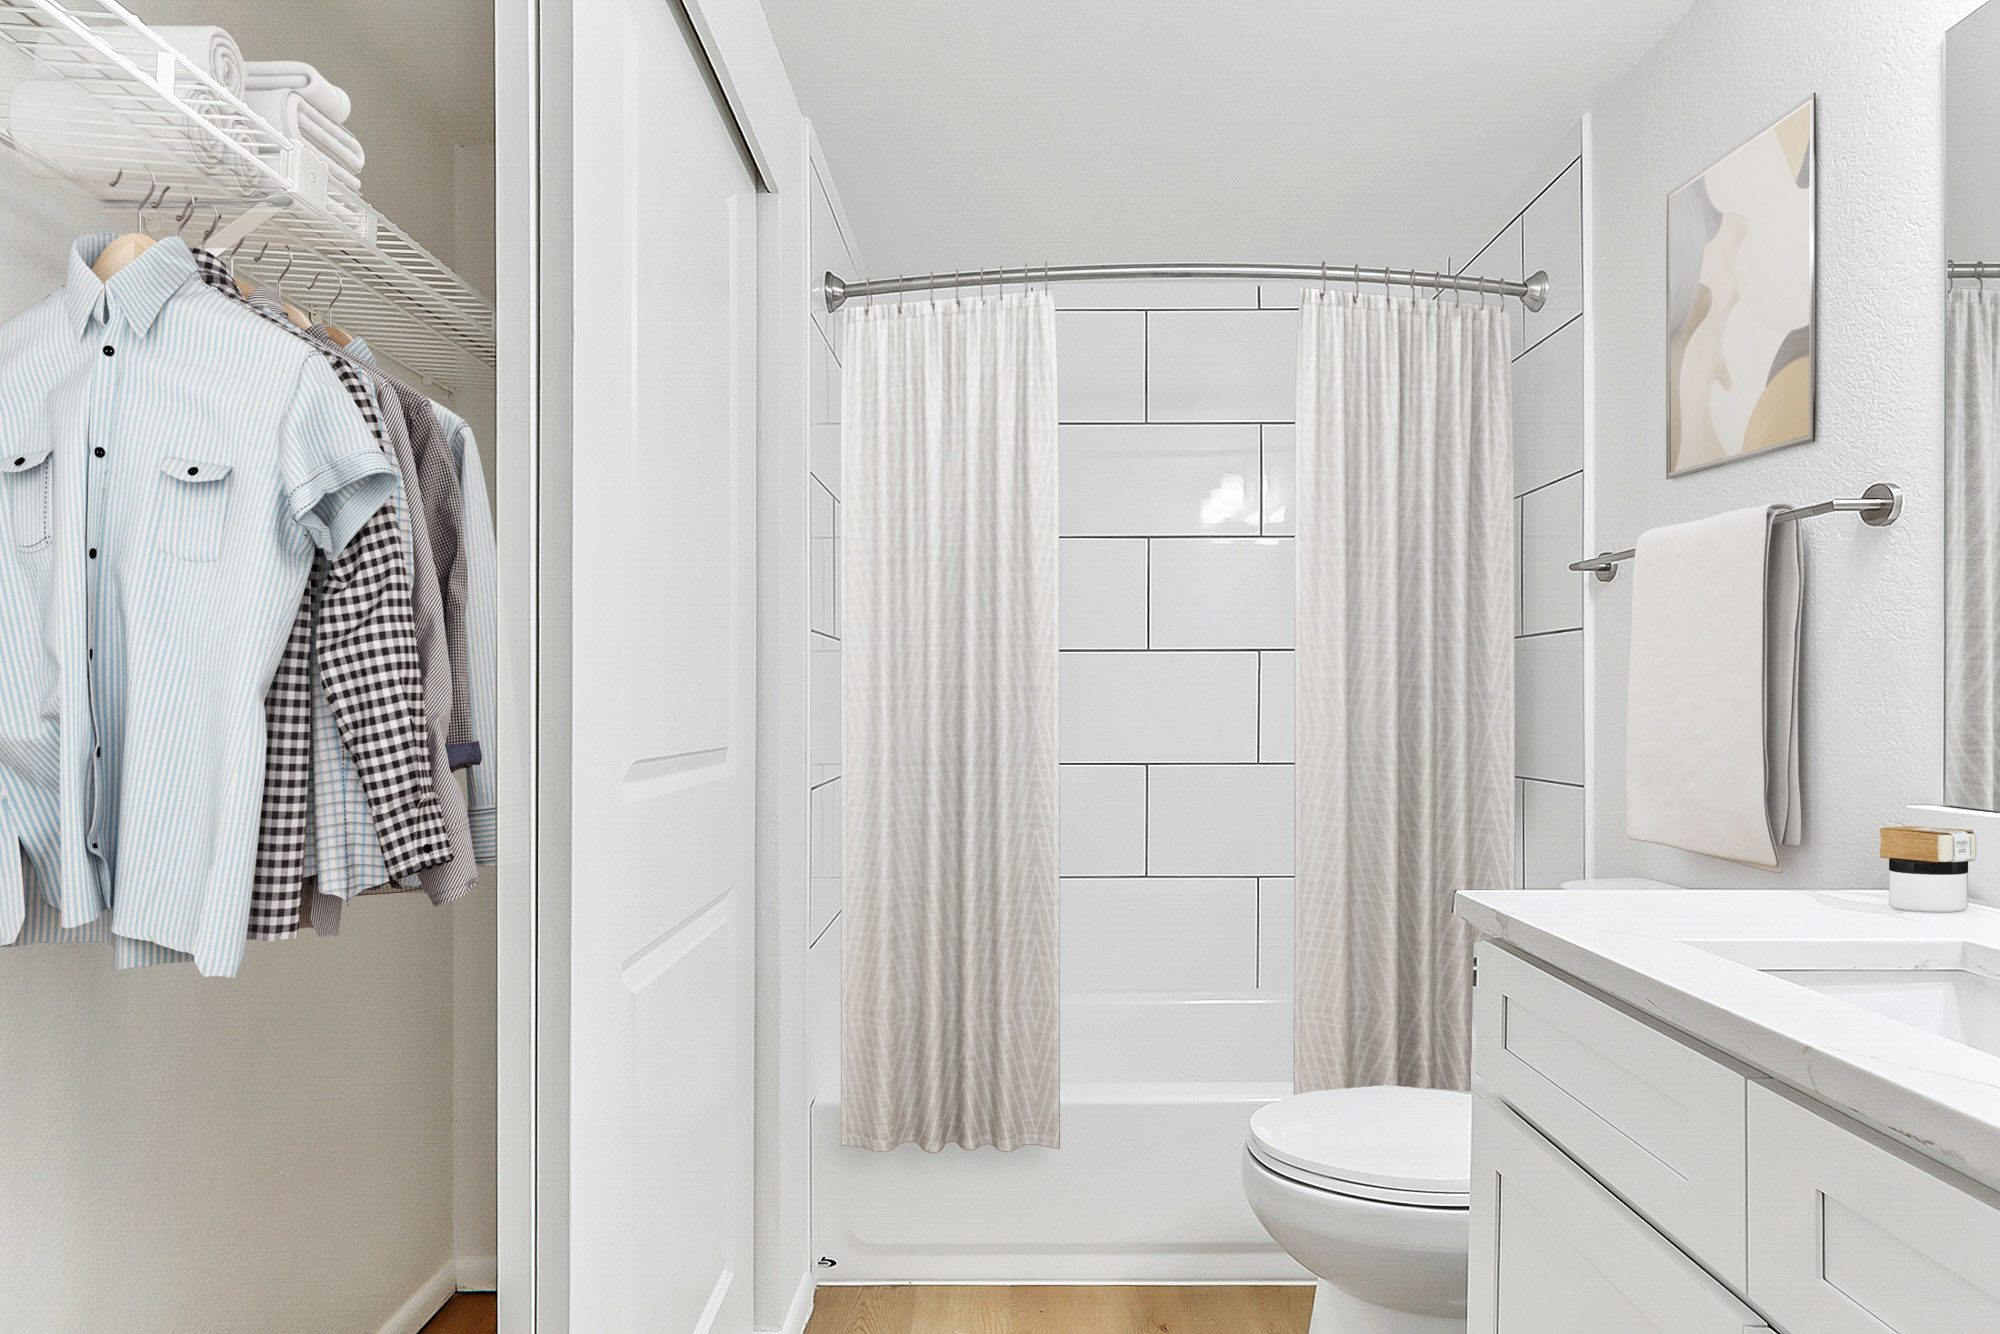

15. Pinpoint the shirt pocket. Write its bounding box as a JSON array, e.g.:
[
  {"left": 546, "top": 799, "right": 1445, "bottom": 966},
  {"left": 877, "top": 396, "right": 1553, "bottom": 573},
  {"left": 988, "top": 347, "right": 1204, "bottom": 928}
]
[
  {"left": 156, "top": 456, "right": 234, "bottom": 563},
  {"left": 1, "top": 443, "right": 54, "bottom": 552}
]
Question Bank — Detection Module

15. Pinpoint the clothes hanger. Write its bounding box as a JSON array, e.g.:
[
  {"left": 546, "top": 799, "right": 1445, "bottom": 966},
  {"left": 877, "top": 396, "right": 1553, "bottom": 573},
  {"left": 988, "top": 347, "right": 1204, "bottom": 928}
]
[
  {"left": 90, "top": 169, "right": 162, "bottom": 281},
  {"left": 310, "top": 273, "right": 353, "bottom": 347},
  {"left": 267, "top": 247, "right": 311, "bottom": 328}
]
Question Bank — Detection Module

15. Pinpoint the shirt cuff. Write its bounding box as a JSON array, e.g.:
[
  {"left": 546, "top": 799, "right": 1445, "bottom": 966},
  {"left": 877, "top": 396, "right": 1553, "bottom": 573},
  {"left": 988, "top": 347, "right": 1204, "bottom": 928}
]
[
  {"left": 469, "top": 806, "right": 498, "bottom": 866},
  {"left": 448, "top": 740, "right": 484, "bottom": 771}
]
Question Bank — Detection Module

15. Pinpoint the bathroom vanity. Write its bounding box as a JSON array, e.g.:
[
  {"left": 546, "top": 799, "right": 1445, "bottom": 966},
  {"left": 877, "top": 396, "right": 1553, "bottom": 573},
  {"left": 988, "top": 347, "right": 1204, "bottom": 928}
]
[{"left": 1457, "top": 889, "right": 2000, "bottom": 1333}]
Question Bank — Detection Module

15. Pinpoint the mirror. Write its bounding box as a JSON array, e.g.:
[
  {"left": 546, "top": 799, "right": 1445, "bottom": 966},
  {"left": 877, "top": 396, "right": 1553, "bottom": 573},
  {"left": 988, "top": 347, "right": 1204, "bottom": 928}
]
[{"left": 1945, "top": 3, "right": 2000, "bottom": 810}]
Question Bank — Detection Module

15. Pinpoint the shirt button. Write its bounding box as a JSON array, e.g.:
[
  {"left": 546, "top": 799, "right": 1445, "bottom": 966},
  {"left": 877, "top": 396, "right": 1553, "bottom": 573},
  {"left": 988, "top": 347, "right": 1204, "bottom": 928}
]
[
  {"left": 101, "top": 346, "right": 113, "bottom": 357},
  {"left": 187, "top": 467, "right": 199, "bottom": 476},
  {"left": 87, "top": 548, "right": 96, "bottom": 559},
  {"left": 93, "top": 448, "right": 104, "bottom": 458}
]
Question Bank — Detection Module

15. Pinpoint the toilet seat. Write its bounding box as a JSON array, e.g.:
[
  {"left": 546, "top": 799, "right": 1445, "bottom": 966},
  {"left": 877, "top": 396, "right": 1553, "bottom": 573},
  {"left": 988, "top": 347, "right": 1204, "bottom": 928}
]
[{"left": 1248, "top": 1087, "right": 1471, "bottom": 1208}]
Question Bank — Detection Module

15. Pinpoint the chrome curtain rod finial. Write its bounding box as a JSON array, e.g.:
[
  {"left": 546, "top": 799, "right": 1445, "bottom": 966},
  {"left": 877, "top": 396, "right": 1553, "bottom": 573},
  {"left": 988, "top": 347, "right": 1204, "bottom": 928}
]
[
  {"left": 1569, "top": 483, "right": 1904, "bottom": 582},
  {"left": 823, "top": 264, "right": 1553, "bottom": 312}
]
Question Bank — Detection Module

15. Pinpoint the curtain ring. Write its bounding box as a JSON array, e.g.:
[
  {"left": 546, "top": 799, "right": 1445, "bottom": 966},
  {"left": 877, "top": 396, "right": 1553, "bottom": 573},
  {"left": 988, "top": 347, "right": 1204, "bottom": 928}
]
[{"left": 1320, "top": 261, "right": 1327, "bottom": 297}]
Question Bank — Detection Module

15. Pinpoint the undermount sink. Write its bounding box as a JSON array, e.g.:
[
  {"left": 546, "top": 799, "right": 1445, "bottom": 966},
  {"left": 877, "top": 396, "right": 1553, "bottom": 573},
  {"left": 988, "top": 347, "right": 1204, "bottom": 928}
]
[{"left": 1698, "top": 938, "right": 2000, "bottom": 1060}]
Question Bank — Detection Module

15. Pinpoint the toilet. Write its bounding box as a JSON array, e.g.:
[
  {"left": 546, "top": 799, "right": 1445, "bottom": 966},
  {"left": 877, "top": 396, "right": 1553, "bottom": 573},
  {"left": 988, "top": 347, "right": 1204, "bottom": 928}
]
[{"left": 1242, "top": 1085, "right": 1471, "bottom": 1334}]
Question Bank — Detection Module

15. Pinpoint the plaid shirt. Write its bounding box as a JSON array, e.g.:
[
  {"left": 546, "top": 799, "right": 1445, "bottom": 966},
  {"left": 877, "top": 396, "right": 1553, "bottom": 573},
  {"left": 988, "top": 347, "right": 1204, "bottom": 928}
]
[{"left": 192, "top": 251, "right": 451, "bottom": 938}]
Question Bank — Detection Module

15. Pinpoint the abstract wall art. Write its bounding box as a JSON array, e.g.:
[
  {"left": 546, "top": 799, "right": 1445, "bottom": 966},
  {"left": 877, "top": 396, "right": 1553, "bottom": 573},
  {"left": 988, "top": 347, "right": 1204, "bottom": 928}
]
[{"left": 1666, "top": 98, "right": 1816, "bottom": 476}]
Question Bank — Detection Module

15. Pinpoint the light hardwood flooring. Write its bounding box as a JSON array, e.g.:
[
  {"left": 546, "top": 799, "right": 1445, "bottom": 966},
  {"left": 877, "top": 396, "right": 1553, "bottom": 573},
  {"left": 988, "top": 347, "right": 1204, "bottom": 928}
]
[
  {"left": 419, "top": 1293, "right": 497, "bottom": 1334},
  {"left": 804, "top": 1285, "right": 1313, "bottom": 1334}
]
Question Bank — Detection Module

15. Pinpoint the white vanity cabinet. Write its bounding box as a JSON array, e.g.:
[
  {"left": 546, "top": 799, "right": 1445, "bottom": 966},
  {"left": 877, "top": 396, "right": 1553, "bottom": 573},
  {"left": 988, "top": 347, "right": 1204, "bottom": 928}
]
[
  {"left": 1469, "top": 1093, "right": 1769, "bottom": 1333},
  {"left": 1471, "top": 940, "right": 2000, "bottom": 1334}
]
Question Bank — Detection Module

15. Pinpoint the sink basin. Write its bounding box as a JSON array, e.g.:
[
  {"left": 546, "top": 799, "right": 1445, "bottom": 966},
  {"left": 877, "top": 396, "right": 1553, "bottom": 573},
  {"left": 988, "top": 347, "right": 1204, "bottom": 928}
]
[
  {"left": 1695, "top": 937, "right": 2000, "bottom": 1060},
  {"left": 1765, "top": 968, "right": 2000, "bottom": 1059}
]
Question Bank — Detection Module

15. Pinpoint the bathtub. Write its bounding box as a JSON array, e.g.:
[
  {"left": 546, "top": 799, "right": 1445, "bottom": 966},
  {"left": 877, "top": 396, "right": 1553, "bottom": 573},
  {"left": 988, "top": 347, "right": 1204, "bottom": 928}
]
[{"left": 810, "top": 992, "right": 1311, "bottom": 1283}]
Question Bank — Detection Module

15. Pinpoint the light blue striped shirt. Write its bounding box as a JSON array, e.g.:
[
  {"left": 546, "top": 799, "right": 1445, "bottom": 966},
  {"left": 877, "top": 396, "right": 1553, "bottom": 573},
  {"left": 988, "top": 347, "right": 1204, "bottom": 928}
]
[{"left": 0, "top": 234, "right": 394, "bottom": 977}]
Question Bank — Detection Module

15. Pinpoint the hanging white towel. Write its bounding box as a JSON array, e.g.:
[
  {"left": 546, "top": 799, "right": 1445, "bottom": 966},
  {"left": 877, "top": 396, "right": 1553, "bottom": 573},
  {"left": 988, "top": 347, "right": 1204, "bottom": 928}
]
[
  {"left": 242, "top": 60, "right": 352, "bottom": 125},
  {"left": 244, "top": 88, "right": 366, "bottom": 176},
  {"left": 1626, "top": 505, "right": 1803, "bottom": 869}
]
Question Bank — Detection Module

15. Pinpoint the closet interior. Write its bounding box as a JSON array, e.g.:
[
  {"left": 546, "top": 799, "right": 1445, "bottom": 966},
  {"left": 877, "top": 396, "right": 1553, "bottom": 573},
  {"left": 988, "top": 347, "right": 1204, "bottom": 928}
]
[{"left": 0, "top": 1, "right": 499, "bottom": 1331}]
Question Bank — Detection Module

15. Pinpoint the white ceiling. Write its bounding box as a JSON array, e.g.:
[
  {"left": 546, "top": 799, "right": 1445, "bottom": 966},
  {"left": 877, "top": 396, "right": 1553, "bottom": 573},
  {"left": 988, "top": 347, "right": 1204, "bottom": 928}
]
[{"left": 764, "top": 0, "right": 1694, "bottom": 277}]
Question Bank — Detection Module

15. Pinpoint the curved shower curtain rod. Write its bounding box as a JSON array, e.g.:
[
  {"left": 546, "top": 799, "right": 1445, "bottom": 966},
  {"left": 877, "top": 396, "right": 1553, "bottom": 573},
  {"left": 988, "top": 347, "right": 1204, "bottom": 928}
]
[{"left": 822, "top": 263, "right": 1551, "bottom": 313}]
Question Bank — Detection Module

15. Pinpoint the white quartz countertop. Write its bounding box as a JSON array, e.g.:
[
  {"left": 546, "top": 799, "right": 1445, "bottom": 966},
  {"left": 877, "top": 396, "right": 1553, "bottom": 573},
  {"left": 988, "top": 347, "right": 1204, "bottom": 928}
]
[{"left": 1455, "top": 888, "right": 2000, "bottom": 1191}]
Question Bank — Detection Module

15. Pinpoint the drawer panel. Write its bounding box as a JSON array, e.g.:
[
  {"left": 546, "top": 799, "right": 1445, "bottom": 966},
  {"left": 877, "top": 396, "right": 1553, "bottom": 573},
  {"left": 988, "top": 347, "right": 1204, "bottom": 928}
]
[
  {"left": 1469, "top": 1093, "right": 1768, "bottom": 1334},
  {"left": 1747, "top": 1082, "right": 2000, "bottom": 1333},
  {"left": 1473, "top": 943, "right": 1748, "bottom": 1288}
]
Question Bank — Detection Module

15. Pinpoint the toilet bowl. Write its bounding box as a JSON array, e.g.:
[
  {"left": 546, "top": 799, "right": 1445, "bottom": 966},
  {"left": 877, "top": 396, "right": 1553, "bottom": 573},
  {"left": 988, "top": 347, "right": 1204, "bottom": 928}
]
[{"left": 1242, "top": 1086, "right": 1470, "bottom": 1334}]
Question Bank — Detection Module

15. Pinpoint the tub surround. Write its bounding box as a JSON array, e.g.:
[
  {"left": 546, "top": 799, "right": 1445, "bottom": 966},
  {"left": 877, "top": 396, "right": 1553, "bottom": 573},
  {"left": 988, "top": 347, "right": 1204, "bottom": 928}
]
[{"left": 1455, "top": 888, "right": 2000, "bottom": 1191}]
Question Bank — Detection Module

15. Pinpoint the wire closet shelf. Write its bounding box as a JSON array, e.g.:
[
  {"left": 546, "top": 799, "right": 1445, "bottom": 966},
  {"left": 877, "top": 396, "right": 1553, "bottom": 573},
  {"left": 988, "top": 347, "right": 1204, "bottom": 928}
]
[{"left": 0, "top": 0, "right": 494, "bottom": 392}]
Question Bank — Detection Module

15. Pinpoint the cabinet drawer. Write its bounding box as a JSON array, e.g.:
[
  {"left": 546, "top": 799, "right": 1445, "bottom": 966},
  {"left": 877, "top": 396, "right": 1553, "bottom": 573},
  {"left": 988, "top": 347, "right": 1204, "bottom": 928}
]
[
  {"left": 1473, "top": 943, "right": 1748, "bottom": 1288},
  {"left": 1747, "top": 1082, "right": 2000, "bottom": 1333},
  {"left": 1470, "top": 1093, "right": 1768, "bottom": 1333}
]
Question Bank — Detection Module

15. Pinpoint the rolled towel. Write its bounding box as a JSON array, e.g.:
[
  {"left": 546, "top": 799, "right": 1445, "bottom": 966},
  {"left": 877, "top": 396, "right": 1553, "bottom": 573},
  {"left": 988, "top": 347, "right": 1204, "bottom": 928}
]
[
  {"left": 140, "top": 25, "right": 244, "bottom": 97},
  {"left": 244, "top": 87, "right": 365, "bottom": 176},
  {"left": 242, "top": 60, "right": 351, "bottom": 125}
]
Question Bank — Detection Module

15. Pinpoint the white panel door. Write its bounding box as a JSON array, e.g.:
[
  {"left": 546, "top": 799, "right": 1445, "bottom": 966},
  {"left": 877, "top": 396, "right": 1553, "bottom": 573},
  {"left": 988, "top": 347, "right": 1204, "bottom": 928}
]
[{"left": 567, "top": 0, "right": 759, "bottom": 1329}]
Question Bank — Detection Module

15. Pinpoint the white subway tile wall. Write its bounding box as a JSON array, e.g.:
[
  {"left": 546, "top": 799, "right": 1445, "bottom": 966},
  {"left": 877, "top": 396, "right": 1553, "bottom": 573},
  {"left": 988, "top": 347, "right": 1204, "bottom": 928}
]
[
  {"left": 1465, "top": 145, "right": 1587, "bottom": 889},
  {"left": 1059, "top": 539, "right": 1150, "bottom": 649},
  {"left": 1147, "top": 538, "right": 1295, "bottom": 649},
  {"left": 1059, "top": 423, "right": 1263, "bottom": 535},
  {"left": 1054, "top": 282, "right": 1297, "bottom": 994},
  {"left": 808, "top": 160, "right": 852, "bottom": 982},
  {"left": 1060, "top": 879, "right": 1260, "bottom": 991},
  {"left": 1145, "top": 309, "right": 1300, "bottom": 422},
  {"left": 1059, "top": 765, "right": 1149, "bottom": 877}
]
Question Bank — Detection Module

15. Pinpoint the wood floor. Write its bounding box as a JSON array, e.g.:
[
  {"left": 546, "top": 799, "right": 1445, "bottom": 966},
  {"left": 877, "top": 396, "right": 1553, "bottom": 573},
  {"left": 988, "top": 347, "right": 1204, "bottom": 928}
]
[
  {"left": 804, "top": 1286, "right": 1313, "bottom": 1334},
  {"left": 419, "top": 1293, "right": 497, "bottom": 1334}
]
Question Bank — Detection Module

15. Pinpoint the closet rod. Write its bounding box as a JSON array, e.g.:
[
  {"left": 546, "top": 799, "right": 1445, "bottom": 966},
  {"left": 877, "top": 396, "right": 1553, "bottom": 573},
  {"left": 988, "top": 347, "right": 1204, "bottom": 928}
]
[
  {"left": 1567, "top": 483, "right": 1904, "bottom": 583},
  {"left": 823, "top": 263, "right": 1550, "bottom": 312}
]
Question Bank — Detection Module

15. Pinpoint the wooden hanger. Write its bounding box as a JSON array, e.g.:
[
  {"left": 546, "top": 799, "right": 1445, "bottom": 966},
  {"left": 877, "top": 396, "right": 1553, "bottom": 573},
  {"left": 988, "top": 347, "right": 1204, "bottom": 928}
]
[
  {"left": 313, "top": 273, "right": 353, "bottom": 346},
  {"left": 92, "top": 175, "right": 165, "bottom": 281}
]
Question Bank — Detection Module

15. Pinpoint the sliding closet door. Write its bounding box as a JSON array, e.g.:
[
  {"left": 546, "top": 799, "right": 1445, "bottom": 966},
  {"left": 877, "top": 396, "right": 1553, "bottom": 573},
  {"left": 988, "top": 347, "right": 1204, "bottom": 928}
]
[{"left": 565, "top": 0, "right": 759, "bottom": 1329}]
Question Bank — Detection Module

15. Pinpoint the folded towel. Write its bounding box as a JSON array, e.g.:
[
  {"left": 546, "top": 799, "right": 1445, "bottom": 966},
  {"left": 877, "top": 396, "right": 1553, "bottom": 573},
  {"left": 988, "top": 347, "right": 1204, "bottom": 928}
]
[
  {"left": 243, "top": 60, "right": 351, "bottom": 125},
  {"left": 1626, "top": 505, "right": 1803, "bottom": 868},
  {"left": 244, "top": 87, "right": 365, "bottom": 175}
]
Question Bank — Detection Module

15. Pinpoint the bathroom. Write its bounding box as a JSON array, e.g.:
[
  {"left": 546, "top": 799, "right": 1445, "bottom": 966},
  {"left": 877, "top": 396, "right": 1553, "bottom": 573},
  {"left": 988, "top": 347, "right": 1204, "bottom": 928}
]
[{"left": 2, "top": 0, "right": 1999, "bottom": 1331}]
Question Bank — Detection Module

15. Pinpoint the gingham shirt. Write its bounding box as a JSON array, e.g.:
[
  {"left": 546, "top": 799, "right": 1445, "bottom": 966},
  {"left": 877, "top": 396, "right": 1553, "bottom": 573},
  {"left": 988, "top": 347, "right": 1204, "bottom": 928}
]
[
  {"left": 187, "top": 254, "right": 450, "bottom": 938},
  {"left": 0, "top": 235, "right": 395, "bottom": 976},
  {"left": 303, "top": 350, "right": 497, "bottom": 934},
  {"left": 296, "top": 339, "right": 477, "bottom": 909}
]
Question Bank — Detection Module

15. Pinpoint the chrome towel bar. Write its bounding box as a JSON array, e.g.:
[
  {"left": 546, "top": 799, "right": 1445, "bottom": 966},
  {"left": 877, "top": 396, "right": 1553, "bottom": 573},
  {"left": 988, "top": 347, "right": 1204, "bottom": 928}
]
[{"left": 1569, "top": 482, "right": 1903, "bottom": 582}]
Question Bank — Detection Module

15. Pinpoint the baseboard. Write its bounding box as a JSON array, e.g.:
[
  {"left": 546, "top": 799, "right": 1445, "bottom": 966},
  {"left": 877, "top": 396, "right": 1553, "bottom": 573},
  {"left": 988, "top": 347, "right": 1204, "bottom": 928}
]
[
  {"left": 456, "top": 1255, "right": 501, "bottom": 1292},
  {"left": 375, "top": 1260, "right": 459, "bottom": 1334},
  {"left": 763, "top": 1270, "right": 816, "bottom": 1334}
]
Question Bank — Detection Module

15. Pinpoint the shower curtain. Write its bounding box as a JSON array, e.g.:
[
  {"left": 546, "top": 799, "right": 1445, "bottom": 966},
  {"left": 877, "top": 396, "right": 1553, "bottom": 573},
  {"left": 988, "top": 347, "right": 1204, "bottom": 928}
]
[
  {"left": 1948, "top": 287, "right": 2000, "bottom": 808},
  {"left": 839, "top": 292, "right": 1062, "bottom": 1152},
  {"left": 1293, "top": 290, "right": 1514, "bottom": 1093}
]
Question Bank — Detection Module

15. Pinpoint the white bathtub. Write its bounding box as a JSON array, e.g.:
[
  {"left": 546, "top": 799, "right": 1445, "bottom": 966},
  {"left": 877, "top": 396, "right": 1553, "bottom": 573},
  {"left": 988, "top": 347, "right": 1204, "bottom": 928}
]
[{"left": 810, "top": 993, "right": 1310, "bottom": 1282}]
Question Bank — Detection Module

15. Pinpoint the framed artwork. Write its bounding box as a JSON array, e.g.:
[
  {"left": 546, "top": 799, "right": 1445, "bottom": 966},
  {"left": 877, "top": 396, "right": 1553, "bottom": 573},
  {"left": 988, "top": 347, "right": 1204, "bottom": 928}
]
[{"left": 1666, "top": 97, "right": 1817, "bottom": 476}]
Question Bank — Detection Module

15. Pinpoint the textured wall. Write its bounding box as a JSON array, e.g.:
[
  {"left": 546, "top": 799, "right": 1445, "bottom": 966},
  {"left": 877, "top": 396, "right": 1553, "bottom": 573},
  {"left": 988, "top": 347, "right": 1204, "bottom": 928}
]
[{"left": 1588, "top": 0, "right": 1984, "bottom": 885}]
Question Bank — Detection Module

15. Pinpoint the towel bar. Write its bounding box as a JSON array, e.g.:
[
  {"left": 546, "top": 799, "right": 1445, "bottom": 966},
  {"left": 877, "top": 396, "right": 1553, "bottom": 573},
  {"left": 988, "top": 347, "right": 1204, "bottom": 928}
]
[{"left": 1568, "top": 482, "right": 1903, "bottom": 582}]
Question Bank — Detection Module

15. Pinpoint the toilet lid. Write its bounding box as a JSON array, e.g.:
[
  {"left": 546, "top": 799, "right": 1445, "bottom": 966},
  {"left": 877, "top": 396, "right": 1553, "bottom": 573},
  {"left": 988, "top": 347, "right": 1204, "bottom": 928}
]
[{"left": 1248, "top": 1087, "right": 1471, "bottom": 1196}]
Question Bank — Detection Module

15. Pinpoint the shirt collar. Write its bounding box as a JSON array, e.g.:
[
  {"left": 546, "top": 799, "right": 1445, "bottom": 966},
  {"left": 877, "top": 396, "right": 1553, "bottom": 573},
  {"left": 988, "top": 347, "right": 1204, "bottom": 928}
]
[
  {"left": 341, "top": 335, "right": 377, "bottom": 368},
  {"left": 62, "top": 233, "right": 199, "bottom": 341}
]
